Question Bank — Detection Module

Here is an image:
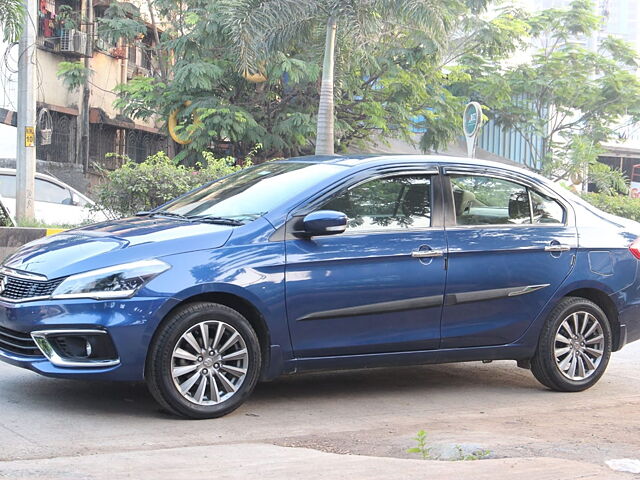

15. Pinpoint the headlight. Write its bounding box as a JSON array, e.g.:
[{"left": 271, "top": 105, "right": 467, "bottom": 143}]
[{"left": 51, "top": 259, "right": 170, "bottom": 300}]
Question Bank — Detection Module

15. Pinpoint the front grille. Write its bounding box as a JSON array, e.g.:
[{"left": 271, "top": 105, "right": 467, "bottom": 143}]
[
  {"left": 0, "top": 273, "right": 63, "bottom": 301},
  {"left": 0, "top": 325, "right": 41, "bottom": 356}
]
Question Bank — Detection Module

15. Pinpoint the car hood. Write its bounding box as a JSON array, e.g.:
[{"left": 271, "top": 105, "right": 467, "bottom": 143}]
[{"left": 2, "top": 217, "right": 234, "bottom": 279}]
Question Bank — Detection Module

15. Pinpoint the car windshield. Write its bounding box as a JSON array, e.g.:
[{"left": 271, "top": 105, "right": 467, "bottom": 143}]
[{"left": 158, "top": 162, "right": 345, "bottom": 223}]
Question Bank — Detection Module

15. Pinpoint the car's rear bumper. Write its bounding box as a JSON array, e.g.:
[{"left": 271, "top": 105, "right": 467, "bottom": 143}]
[{"left": 0, "top": 296, "right": 170, "bottom": 381}]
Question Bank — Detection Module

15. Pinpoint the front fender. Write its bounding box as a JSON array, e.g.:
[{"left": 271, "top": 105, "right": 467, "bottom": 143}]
[{"left": 139, "top": 242, "right": 290, "bottom": 376}]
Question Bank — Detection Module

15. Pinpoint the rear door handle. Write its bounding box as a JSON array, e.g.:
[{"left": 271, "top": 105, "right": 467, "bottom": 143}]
[
  {"left": 411, "top": 249, "right": 444, "bottom": 258},
  {"left": 544, "top": 244, "right": 571, "bottom": 252}
]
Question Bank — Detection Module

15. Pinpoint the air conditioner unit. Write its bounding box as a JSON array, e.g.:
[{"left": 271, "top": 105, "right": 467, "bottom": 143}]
[{"left": 58, "top": 29, "right": 89, "bottom": 56}]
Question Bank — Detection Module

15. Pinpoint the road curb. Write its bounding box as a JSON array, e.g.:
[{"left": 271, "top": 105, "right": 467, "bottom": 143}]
[{"left": 0, "top": 227, "right": 64, "bottom": 261}]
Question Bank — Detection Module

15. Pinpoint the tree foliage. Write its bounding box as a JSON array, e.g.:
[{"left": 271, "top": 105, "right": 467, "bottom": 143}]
[
  {"left": 99, "top": 0, "right": 526, "bottom": 162},
  {"left": 462, "top": 0, "right": 640, "bottom": 181},
  {"left": 0, "top": 0, "right": 24, "bottom": 43},
  {"left": 582, "top": 192, "right": 640, "bottom": 222},
  {"left": 91, "top": 151, "right": 254, "bottom": 217},
  {"left": 56, "top": 61, "right": 91, "bottom": 91}
]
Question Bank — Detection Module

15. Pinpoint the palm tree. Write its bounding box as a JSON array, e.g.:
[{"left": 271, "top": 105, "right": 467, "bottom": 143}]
[
  {"left": 0, "top": 0, "right": 25, "bottom": 43},
  {"left": 220, "top": 0, "right": 485, "bottom": 155}
]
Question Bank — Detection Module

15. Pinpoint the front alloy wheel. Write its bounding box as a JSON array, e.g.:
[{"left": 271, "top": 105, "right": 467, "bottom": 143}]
[
  {"left": 147, "top": 302, "right": 261, "bottom": 419},
  {"left": 171, "top": 320, "right": 249, "bottom": 405},
  {"left": 531, "top": 296, "right": 611, "bottom": 392}
]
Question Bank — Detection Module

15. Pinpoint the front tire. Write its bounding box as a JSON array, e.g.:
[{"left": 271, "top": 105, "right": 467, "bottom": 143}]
[
  {"left": 146, "top": 302, "right": 261, "bottom": 419},
  {"left": 531, "top": 296, "right": 611, "bottom": 392}
]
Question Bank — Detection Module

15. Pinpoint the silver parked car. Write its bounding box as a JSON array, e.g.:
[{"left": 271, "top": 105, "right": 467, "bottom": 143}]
[{"left": 0, "top": 169, "right": 107, "bottom": 225}]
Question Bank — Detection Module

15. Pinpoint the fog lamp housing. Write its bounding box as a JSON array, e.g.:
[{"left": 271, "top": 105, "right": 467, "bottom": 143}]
[{"left": 31, "top": 330, "right": 120, "bottom": 368}]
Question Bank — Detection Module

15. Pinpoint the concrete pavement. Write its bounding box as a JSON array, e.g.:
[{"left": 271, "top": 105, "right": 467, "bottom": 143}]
[{"left": 1, "top": 341, "right": 639, "bottom": 479}]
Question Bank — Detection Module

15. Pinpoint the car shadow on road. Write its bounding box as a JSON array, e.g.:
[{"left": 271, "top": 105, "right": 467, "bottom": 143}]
[{"left": 1, "top": 360, "right": 544, "bottom": 420}]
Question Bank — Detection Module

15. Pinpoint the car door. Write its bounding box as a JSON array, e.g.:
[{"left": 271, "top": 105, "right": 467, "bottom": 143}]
[
  {"left": 284, "top": 168, "right": 447, "bottom": 357},
  {"left": 440, "top": 167, "right": 577, "bottom": 348}
]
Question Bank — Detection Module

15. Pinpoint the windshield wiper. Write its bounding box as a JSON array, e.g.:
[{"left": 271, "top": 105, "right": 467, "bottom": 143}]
[
  {"left": 187, "top": 215, "right": 245, "bottom": 226},
  {"left": 150, "top": 210, "right": 191, "bottom": 221}
]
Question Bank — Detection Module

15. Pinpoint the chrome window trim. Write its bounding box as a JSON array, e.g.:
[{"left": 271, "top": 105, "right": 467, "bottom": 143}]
[
  {"left": 333, "top": 225, "right": 441, "bottom": 236},
  {"left": 30, "top": 329, "right": 121, "bottom": 368},
  {"left": 445, "top": 223, "right": 571, "bottom": 231}
]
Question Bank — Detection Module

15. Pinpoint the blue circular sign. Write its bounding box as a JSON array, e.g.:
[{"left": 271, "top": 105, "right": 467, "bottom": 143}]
[{"left": 463, "top": 102, "right": 483, "bottom": 137}]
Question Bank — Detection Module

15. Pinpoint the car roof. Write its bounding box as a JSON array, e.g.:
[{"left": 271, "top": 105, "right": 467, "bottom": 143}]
[
  {"left": 281, "top": 154, "right": 544, "bottom": 180},
  {"left": 0, "top": 168, "right": 94, "bottom": 203},
  {"left": 0, "top": 167, "right": 63, "bottom": 183}
]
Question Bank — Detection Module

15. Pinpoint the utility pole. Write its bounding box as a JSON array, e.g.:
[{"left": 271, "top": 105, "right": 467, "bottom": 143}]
[
  {"left": 80, "top": 0, "right": 94, "bottom": 173},
  {"left": 16, "top": 0, "right": 37, "bottom": 221}
]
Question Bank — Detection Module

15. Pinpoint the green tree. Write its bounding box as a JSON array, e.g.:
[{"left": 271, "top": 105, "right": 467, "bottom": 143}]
[
  {"left": 0, "top": 0, "right": 25, "bottom": 42},
  {"left": 463, "top": 0, "right": 640, "bottom": 181},
  {"left": 90, "top": 0, "right": 525, "bottom": 162},
  {"left": 92, "top": 150, "right": 254, "bottom": 217},
  {"left": 219, "top": 0, "right": 491, "bottom": 155}
]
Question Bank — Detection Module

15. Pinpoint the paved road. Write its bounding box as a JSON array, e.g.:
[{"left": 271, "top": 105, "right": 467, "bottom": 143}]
[{"left": 1, "top": 341, "right": 639, "bottom": 479}]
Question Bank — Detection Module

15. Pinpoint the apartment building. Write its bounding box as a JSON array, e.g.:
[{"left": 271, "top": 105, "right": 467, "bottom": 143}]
[{"left": 0, "top": 0, "right": 170, "bottom": 177}]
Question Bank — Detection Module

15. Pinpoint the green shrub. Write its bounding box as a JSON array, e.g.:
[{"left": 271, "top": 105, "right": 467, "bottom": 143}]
[
  {"left": 92, "top": 151, "right": 253, "bottom": 218},
  {"left": 582, "top": 192, "right": 640, "bottom": 222}
]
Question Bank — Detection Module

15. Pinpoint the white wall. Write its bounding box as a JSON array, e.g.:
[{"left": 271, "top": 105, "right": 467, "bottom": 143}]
[
  {"left": 0, "top": 40, "right": 18, "bottom": 158},
  {"left": 0, "top": 125, "right": 17, "bottom": 159}
]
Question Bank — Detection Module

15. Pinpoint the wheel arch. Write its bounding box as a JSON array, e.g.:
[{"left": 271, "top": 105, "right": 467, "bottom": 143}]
[
  {"left": 563, "top": 287, "right": 622, "bottom": 351},
  {"left": 146, "top": 291, "right": 273, "bottom": 380}
]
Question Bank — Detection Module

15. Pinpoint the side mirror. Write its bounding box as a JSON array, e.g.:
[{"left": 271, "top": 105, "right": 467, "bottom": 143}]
[{"left": 302, "top": 210, "right": 347, "bottom": 237}]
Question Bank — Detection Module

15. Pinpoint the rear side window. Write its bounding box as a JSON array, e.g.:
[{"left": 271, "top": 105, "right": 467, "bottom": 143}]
[
  {"left": 451, "top": 175, "right": 530, "bottom": 225},
  {"left": 322, "top": 175, "right": 432, "bottom": 232},
  {"left": 451, "top": 174, "right": 565, "bottom": 226},
  {"left": 531, "top": 190, "right": 564, "bottom": 224}
]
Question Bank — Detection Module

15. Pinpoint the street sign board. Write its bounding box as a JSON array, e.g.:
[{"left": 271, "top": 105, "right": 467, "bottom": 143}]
[
  {"left": 463, "top": 102, "right": 483, "bottom": 157},
  {"left": 25, "top": 126, "right": 35, "bottom": 147},
  {"left": 464, "top": 102, "right": 482, "bottom": 138}
]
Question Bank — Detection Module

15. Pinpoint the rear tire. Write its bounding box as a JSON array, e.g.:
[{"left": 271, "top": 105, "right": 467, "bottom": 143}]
[
  {"left": 531, "top": 296, "right": 611, "bottom": 392},
  {"left": 146, "top": 302, "right": 261, "bottom": 419}
]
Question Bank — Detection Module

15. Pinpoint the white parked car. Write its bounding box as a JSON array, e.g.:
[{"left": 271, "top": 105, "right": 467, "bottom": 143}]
[{"left": 0, "top": 169, "right": 108, "bottom": 226}]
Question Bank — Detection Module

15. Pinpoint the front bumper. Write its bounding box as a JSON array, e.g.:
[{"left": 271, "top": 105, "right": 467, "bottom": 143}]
[{"left": 0, "top": 296, "right": 171, "bottom": 381}]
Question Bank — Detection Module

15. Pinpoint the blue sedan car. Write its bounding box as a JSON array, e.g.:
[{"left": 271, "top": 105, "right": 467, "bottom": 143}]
[{"left": 1, "top": 155, "right": 639, "bottom": 418}]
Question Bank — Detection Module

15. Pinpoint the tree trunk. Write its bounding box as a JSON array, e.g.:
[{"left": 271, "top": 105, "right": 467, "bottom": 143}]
[
  {"left": 315, "top": 15, "right": 337, "bottom": 155},
  {"left": 146, "top": 0, "right": 167, "bottom": 79}
]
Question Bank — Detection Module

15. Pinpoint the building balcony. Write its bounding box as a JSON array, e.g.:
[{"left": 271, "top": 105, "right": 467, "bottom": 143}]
[{"left": 38, "top": 29, "right": 92, "bottom": 58}]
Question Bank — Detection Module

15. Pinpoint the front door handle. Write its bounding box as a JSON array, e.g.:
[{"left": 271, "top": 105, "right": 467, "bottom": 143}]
[
  {"left": 544, "top": 243, "right": 571, "bottom": 252},
  {"left": 411, "top": 249, "right": 444, "bottom": 258}
]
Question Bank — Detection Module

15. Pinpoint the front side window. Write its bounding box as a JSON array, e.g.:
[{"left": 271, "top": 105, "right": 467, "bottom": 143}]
[
  {"left": 451, "top": 174, "right": 565, "bottom": 226},
  {"left": 0, "top": 175, "right": 16, "bottom": 198},
  {"left": 35, "top": 179, "right": 73, "bottom": 205},
  {"left": 322, "top": 175, "right": 431, "bottom": 232}
]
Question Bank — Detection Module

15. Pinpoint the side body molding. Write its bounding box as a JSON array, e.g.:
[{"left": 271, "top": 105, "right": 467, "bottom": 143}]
[{"left": 298, "top": 284, "right": 550, "bottom": 321}]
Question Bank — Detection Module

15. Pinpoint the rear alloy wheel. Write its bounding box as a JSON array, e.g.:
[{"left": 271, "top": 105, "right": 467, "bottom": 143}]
[
  {"left": 147, "top": 302, "right": 261, "bottom": 419},
  {"left": 531, "top": 297, "right": 611, "bottom": 392},
  {"left": 553, "top": 311, "right": 605, "bottom": 381}
]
